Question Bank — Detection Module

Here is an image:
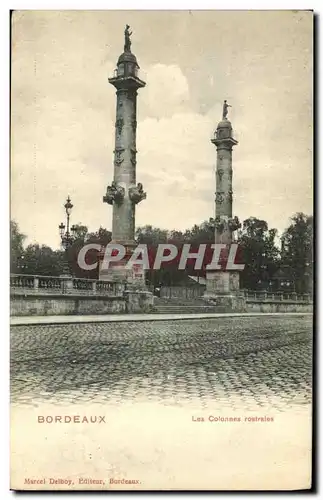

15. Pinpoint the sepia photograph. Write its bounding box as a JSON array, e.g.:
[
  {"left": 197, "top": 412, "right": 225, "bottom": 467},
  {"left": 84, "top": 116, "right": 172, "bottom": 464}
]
[{"left": 10, "top": 10, "right": 313, "bottom": 491}]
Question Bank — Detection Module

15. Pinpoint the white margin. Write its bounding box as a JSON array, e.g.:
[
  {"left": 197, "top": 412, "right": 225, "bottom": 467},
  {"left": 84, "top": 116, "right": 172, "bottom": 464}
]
[{"left": 2, "top": 3, "right": 319, "bottom": 499}]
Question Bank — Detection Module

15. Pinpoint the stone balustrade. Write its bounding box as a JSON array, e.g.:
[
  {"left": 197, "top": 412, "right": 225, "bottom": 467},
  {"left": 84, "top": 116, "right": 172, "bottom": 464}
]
[
  {"left": 242, "top": 290, "right": 312, "bottom": 304},
  {"left": 10, "top": 275, "right": 312, "bottom": 305},
  {"left": 10, "top": 274, "right": 154, "bottom": 317},
  {"left": 155, "top": 285, "right": 312, "bottom": 304},
  {"left": 10, "top": 274, "right": 125, "bottom": 297}
]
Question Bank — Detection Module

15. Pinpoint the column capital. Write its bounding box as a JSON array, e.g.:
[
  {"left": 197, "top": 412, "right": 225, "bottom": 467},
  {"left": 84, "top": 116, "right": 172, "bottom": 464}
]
[{"left": 211, "top": 137, "right": 238, "bottom": 149}]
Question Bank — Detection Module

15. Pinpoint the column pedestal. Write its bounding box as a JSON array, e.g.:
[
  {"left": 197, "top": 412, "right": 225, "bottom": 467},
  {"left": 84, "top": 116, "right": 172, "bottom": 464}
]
[
  {"left": 123, "top": 289, "right": 154, "bottom": 313},
  {"left": 99, "top": 246, "right": 146, "bottom": 290},
  {"left": 204, "top": 270, "right": 246, "bottom": 311}
]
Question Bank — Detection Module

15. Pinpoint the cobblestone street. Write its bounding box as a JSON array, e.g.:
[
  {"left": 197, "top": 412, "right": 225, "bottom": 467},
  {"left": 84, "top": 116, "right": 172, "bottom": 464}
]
[{"left": 11, "top": 315, "right": 312, "bottom": 410}]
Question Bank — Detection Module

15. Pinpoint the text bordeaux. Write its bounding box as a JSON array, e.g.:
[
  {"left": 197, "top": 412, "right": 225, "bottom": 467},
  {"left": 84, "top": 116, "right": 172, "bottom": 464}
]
[{"left": 38, "top": 415, "right": 106, "bottom": 424}]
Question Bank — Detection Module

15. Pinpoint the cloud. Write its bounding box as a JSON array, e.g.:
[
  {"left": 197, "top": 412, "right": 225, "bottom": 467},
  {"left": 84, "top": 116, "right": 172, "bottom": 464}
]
[{"left": 140, "top": 63, "right": 190, "bottom": 118}]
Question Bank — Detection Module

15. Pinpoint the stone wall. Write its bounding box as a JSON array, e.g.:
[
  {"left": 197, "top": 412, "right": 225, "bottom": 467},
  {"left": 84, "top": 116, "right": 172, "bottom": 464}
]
[
  {"left": 10, "top": 292, "right": 153, "bottom": 317},
  {"left": 246, "top": 301, "right": 312, "bottom": 314},
  {"left": 10, "top": 292, "right": 312, "bottom": 317}
]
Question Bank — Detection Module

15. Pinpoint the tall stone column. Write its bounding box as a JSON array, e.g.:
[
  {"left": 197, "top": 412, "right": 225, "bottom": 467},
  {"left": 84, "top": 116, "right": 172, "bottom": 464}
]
[
  {"left": 204, "top": 101, "right": 245, "bottom": 310},
  {"left": 110, "top": 85, "right": 143, "bottom": 245},
  {"left": 100, "top": 26, "right": 146, "bottom": 285}
]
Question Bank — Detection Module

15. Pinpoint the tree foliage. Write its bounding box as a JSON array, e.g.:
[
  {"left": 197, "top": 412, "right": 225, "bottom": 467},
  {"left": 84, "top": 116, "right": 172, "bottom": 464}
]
[
  {"left": 280, "top": 213, "right": 313, "bottom": 293},
  {"left": 22, "top": 244, "right": 65, "bottom": 276},
  {"left": 237, "top": 217, "right": 280, "bottom": 290},
  {"left": 10, "top": 213, "right": 313, "bottom": 292},
  {"left": 10, "top": 220, "right": 26, "bottom": 273}
]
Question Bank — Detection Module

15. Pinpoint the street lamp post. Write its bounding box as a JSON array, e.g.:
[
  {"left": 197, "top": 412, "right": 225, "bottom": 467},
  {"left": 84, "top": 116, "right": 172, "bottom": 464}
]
[
  {"left": 17, "top": 255, "right": 26, "bottom": 273},
  {"left": 59, "top": 196, "right": 76, "bottom": 276}
]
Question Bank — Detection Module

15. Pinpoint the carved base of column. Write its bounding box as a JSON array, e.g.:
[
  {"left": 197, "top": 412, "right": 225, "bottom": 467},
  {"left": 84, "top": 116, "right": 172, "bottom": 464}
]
[
  {"left": 123, "top": 290, "right": 154, "bottom": 313},
  {"left": 204, "top": 293, "right": 246, "bottom": 312},
  {"left": 99, "top": 258, "right": 146, "bottom": 290},
  {"left": 205, "top": 270, "right": 240, "bottom": 294},
  {"left": 203, "top": 270, "right": 246, "bottom": 312}
]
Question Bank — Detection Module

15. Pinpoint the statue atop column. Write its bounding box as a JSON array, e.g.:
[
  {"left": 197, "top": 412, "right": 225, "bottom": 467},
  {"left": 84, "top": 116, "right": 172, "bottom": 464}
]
[
  {"left": 222, "top": 100, "right": 232, "bottom": 120},
  {"left": 124, "top": 24, "right": 132, "bottom": 52}
]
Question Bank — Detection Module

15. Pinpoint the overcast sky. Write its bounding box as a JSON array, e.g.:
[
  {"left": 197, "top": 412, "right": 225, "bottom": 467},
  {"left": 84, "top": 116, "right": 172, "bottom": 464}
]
[{"left": 11, "top": 10, "right": 313, "bottom": 249}]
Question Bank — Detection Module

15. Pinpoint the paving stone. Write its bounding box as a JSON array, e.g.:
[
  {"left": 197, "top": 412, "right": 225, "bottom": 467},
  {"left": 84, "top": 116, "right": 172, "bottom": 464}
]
[{"left": 10, "top": 315, "right": 312, "bottom": 410}]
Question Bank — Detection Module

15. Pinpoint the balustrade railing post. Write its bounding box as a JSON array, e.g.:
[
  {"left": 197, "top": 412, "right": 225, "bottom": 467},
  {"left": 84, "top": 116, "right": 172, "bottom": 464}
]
[
  {"left": 92, "top": 281, "right": 97, "bottom": 294},
  {"left": 33, "top": 277, "right": 39, "bottom": 290},
  {"left": 60, "top": 276, "right": 74, "bottom": 294}
]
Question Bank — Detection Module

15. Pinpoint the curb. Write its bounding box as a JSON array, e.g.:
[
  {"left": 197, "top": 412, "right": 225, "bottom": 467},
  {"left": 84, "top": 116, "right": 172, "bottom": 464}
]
[{"left": 10, "top": 312, "right": 313, "bottom": 326}]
